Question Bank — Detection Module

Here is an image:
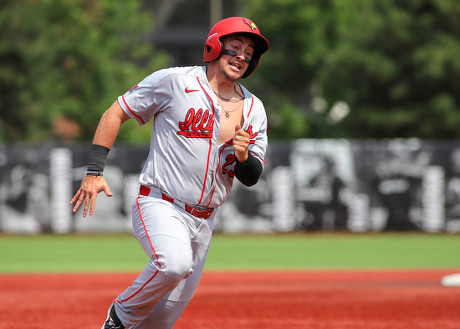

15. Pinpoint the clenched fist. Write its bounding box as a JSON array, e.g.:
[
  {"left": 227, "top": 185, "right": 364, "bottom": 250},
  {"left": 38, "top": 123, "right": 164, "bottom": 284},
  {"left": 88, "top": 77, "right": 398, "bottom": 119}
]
[{"left": 233, "top": 124, "right": 250, "bottom": 163}]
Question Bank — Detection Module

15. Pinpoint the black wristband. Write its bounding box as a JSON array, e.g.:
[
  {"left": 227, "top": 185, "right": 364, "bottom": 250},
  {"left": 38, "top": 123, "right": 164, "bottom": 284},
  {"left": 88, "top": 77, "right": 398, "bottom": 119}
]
[
  {"left": 87, "top": 144, "right": 110, "bottom": 175},
  {"left": 234, "top": 152, "right": 263, "bottom": 187},
  {"left": 85, "top": 169, "right": 104, "bottom": 177}
]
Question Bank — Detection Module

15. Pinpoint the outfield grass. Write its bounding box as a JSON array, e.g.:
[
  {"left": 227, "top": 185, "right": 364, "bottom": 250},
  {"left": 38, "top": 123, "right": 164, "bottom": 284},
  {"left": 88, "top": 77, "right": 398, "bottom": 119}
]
[
  {"left": 1, "top": 233, "right": 459, "bottom": 273},
  {"left": 206, "top": 233, "right": 460, "bottom": 271}
]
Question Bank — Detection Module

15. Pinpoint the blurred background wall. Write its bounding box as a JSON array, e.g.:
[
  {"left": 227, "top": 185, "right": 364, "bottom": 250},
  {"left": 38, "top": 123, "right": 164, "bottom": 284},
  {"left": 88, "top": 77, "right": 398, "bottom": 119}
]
[{"left": 1, "top": 139, "right": 460, "bottom": 234}]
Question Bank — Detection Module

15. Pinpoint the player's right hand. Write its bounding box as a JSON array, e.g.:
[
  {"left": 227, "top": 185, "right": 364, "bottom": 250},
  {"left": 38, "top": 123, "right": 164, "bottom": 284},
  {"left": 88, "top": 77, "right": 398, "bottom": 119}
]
[
  {"left": 70, "top": 175, "right": 113, "bottom": 217},
  {"left": 233, "top": 124, "right": 250, "bottom": 163}
]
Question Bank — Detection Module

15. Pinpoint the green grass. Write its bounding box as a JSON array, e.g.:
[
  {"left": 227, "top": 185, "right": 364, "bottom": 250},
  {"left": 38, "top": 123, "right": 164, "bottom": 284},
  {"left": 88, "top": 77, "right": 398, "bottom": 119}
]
[
  {"left": 205, "top": 233, "right": 460, "bottom": 270},
  {"left": 0, "top": 233, "right": 459, "bottom": 273},
  {"left": 1, "top": 234, "right": 148, "bottom": 273}
]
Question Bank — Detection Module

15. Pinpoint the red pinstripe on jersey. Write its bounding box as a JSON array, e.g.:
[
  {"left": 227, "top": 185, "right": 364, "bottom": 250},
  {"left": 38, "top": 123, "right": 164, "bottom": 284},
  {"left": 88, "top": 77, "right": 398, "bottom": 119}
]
[
  {"left": 246, "top": 97, "right": 254, "bottom": 118},
  {"left": 122, "top": 95, "right": 146, "bottom": 125},
  {"left": 205, "top": 143, "right": 231, "bottom": 207},
  {"left": 196, "top": 77, "right": 215, "bottom": 206},
  {"left": 246, "top": 97, "right": 265, "bottom": 164}
]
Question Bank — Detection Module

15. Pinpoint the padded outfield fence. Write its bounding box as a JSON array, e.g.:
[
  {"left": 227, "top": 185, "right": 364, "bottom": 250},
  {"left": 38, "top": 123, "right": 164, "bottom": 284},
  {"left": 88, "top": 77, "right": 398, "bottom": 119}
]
[{"left": 1, "top": 139, "right": 460, "bottom": 234}]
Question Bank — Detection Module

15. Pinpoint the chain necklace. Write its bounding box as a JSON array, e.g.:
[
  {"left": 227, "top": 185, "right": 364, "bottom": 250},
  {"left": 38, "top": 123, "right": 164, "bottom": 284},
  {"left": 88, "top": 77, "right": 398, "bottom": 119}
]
[
  {"left": 221, "top": 100, "right": 243, "bottom": 118},
  {"left": 213, "top": 85, "right": 244, "bottom": 102},
  {"left": 213, "top": 85, "right": 244, "bottom": 118}
]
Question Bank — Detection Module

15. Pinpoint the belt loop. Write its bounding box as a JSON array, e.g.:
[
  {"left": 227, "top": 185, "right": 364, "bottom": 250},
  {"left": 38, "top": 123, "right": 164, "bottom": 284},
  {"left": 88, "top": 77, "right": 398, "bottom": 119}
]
[{"left": 140, "top": 185, "right": 150, "bottom": 196}]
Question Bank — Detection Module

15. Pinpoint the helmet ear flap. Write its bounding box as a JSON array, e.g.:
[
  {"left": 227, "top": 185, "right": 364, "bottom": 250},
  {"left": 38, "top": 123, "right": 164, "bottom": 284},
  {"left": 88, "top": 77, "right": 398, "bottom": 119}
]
[
  {"left": 203, "top": 35, "right": 223, "bottom": 62},
  {"left": 204, "top": 43, "right": 214, "bottom": 60}
]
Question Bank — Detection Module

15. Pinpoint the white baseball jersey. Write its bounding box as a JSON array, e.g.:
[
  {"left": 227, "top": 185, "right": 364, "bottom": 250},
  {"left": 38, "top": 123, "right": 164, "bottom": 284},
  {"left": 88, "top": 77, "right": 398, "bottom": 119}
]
[{"left": 117, "top": 65, "right": 268, "bottom": 208}]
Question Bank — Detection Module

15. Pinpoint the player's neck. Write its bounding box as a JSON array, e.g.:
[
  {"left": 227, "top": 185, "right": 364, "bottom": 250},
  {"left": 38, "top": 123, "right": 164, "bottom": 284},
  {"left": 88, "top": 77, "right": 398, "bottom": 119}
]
[
  {"left": 206, "top": 64, "right": 239, "bottom": 95},
  {"left": 208, "top": 75, "right": 244, "bottom": 103},
  {"left": 210, "top": 80, "right": 237, "bottom": 95}
]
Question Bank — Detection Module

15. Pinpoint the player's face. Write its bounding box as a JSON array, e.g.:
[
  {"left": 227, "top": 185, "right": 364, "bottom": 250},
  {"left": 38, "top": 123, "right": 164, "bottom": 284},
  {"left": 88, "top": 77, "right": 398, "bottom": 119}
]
[{"left": 218, "top": 35, "right": 255, "bottom": 81}]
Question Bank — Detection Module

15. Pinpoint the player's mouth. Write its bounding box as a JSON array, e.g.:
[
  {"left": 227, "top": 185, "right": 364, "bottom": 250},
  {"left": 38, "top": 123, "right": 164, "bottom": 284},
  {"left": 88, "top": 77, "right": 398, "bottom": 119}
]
[{"left": 229, "top": 61, "right": 243, "bottom": 72}]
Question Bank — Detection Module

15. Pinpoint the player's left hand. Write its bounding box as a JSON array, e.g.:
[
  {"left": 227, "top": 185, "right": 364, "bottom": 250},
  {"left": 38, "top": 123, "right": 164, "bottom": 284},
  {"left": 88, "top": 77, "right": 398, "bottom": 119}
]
[{"left": 233, "top": 124, "right": 250, "bottom": 162}]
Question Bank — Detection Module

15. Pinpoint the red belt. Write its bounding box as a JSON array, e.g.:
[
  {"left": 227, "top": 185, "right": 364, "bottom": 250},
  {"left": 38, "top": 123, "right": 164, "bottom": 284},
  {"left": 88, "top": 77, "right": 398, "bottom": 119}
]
[{"left": 139, "top": 186, "right": 214, "bottom": 219}]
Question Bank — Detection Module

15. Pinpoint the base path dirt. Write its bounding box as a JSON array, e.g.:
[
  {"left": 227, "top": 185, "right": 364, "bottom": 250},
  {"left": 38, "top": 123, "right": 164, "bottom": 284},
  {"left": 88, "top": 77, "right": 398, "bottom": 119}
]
[{"left": 1, "top": 269, "right": 459, "bottom": 329}]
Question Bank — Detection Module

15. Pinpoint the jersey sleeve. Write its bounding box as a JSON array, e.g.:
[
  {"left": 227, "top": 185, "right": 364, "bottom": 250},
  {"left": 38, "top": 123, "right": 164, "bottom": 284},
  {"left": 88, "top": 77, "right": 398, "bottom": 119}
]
[
  {"left": 117, "top": 69, "right": 174, "bottom": 126},
  {"left": 247, "top": 97, "right": 268, "bottom": 168}
]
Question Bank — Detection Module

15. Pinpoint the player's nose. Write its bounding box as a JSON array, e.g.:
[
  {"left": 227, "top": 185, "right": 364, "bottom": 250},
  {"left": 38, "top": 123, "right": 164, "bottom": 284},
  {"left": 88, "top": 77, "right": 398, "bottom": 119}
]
[{"left": 234, "top": 51, "right": 251, "bottom": 64}]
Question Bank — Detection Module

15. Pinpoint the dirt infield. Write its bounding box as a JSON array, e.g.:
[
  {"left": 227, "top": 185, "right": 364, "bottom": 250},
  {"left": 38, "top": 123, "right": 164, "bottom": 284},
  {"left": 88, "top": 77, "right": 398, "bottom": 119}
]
[{"left": 1, "top": 269, "right": 459, "bottom": 329}]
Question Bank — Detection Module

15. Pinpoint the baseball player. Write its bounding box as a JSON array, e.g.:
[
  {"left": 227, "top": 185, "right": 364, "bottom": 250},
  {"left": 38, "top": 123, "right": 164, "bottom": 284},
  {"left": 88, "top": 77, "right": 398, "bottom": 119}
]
[{"left": 70, "top": 17, "right": 269, "bottom": 329}]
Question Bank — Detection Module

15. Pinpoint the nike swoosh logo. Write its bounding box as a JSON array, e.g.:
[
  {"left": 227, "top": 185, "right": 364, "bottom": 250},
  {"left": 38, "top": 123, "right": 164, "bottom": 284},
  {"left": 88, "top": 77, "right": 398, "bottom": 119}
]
[{"left": 185, "top": 87, "right": 200, "bottom": 93}]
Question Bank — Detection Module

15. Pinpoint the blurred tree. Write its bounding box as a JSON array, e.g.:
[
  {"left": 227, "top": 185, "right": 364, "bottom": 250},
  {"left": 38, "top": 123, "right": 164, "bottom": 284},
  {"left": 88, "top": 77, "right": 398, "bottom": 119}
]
[
  {"left": 240, "top": 0, "right": 460, "bottom": 139},
  {"left": 0, "top": 0, "right": 169, "bottom": 143}
]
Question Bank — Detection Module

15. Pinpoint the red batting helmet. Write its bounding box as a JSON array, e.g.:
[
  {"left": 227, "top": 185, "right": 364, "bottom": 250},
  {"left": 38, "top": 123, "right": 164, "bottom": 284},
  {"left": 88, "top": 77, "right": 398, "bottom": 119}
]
[{"left": 203, "top": 17, "right": 269, "bottom": 78}]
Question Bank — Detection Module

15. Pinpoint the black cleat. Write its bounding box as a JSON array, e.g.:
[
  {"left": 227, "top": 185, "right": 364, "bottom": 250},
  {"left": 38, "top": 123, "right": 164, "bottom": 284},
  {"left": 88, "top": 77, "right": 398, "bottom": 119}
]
[{"left": 102, "top": 304, "right": 125, "bottom": 329}]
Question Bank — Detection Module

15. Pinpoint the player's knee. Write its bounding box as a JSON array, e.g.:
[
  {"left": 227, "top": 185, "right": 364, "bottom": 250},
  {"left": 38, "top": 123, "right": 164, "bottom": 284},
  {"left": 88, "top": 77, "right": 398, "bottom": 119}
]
[{"left": 162, "top": 248, "right": 193, "bottom": 282}]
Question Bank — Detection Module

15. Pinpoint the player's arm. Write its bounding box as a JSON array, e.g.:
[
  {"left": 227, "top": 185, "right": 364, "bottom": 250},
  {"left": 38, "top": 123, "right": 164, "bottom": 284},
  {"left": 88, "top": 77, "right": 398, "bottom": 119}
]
[
  {"left": 232, "top": 124, "right": 263, "bottom": 187},
  {"left": 92, "top": 101, "right": 131, "bottom": 149},
  {"left": 70, "top": 101, "right": 130, "bottom": 217}
]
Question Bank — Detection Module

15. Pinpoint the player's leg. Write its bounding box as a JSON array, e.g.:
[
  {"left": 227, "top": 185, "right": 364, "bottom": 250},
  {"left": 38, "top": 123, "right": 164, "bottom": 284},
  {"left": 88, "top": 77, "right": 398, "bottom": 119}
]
[
  {"left": 132, "top": 210, "right": 215, "bottom": 329},
  {"left": 130, "top": 292, "right": 190, "bottom": 329},
  {"left": 111, "top": 196, "right": 195, "bottom": 328}
]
